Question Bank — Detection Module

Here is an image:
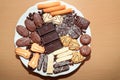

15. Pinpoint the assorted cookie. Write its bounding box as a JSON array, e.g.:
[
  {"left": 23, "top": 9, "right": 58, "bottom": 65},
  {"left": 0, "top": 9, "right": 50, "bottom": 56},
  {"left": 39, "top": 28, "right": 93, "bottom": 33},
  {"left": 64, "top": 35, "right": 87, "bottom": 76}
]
[{"left": 15, "top": 1, "right": 91, "bottom": 75}]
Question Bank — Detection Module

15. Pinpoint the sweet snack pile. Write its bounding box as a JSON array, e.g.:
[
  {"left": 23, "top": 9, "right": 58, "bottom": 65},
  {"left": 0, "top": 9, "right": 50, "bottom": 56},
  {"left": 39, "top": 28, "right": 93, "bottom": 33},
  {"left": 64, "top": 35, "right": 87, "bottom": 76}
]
[{"left": 15, "top": 1, "right": 91, "bottom": 75}]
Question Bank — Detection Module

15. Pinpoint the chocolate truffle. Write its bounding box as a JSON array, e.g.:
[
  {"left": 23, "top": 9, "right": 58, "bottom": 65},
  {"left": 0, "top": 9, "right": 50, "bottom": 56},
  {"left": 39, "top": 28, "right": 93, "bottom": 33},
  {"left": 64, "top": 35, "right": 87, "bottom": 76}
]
[
  {"left": 80, "top": 46, "right": 91, "bottom": 56},
  {"left": 80, "top": 34, "right": 91, "bottom": 45}
]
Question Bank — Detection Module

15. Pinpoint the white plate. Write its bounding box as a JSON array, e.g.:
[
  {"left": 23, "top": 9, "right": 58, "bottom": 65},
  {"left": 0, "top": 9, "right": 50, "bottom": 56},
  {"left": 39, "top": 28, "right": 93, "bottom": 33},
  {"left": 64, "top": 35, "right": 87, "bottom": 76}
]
[{"left": 14, "top": 0, "right": 91, "bottom": 77}]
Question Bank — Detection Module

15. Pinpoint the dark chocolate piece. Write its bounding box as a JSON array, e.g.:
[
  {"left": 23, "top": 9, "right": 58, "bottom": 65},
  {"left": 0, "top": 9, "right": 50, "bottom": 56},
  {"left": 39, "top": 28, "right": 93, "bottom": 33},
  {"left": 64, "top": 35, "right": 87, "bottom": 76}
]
[
  {"left": 74, "top": 15, "right": 90, "bottom": 30},
  {"left": 80, "top": 46, "right": 91, "bottom": 56},
  {"left": 80, "top": 34, "right": 91, "bottom": 45},
  {"left": 37, "top": 54, "right": 45, "bottom": 71},
  {"left": 43, "top": 55, "right": 48, "bottom": 72},
  {"left": 53, "top": 61, "right": 70, "bottom": 68},
  {"left": 36, "top": 23, "right": 55, "bottom": 36},
  {"left": 53, "top": 65, "right": 69, "bottom": 74},
  {"left": 45, "top": 39, "right": 63, "bottom": 54},
  {"left": 41, "top": 31, "right": 59, "bottom": 45}
]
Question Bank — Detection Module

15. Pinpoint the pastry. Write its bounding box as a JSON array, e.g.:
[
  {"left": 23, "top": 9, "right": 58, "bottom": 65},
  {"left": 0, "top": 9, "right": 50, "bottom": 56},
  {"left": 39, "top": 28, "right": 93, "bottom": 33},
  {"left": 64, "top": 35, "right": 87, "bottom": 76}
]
[
  {"left": 53, "top": 15, "right": 63, "bottom": 25},
  {"left": 15, "top": 48, "right": 31, "bottom": 59},
  {"left": 72, "top": 52, "right": 85, "bottom": 64},
  {"left": 60, "top": 35, "right": 72, "bottom": 47},
  {"left": 28, "top": 53, "right": 40, "bottom": 69},
  {"left": 69, "top": 39, "right": 80, "bottom": 50},
  {"left": 42, "top": 13, "right": 53, "bottom": 23},
  {"left": 31, "top": 43, "right": 45, "bottom": 53}
]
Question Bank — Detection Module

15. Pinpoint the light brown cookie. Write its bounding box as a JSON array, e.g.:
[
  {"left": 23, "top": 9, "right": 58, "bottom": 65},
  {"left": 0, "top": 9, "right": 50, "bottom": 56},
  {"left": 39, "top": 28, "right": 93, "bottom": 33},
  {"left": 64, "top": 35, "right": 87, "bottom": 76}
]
[
  {"left": 69, "top": 39, "right": 80, "bottom": 50},
  {"left": 72, "top": 52, "right": 85, "bottom": 64},
  {"left": 60, "top": 36, "right": 72, "bottom": 47}
]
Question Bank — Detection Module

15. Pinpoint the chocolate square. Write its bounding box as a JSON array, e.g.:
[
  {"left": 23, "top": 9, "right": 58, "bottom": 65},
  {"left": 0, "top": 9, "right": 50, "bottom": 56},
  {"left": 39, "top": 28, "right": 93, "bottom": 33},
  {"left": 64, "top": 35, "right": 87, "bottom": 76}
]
[
  {"left": 44, "top": 39, "right": 63, "bottom": 54},
  {"left": 36, "top": 23, "right": 55, "bottom": 36}
]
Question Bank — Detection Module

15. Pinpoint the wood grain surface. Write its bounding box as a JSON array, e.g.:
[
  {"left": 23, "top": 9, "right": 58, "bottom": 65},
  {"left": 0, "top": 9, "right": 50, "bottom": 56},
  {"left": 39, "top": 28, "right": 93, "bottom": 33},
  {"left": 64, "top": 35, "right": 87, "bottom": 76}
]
[{"left": 0, "top": 0, "right": 120, "bottom": 80}]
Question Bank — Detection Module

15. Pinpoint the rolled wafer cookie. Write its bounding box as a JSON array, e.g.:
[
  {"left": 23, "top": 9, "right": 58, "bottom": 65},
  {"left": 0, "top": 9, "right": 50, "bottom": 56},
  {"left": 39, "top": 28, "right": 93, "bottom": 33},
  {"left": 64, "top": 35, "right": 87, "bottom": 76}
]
[
  {"left": 43, "top": 5, "right": 65, "bottom": 13},
  {"left": 37, "top": 2, "right": 60, "bottom": 9},
  {"left": 50, "top": 8, "right": 73, "bottom": 16}
]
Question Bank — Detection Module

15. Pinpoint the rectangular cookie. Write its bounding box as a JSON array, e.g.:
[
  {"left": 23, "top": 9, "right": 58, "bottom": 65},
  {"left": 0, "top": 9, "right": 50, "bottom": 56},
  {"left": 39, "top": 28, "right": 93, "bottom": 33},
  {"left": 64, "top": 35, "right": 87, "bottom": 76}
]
[
  {"left": 56, "top": 54, "right": 73, "bottom": 62},
  {"left": 53, "top": 61, "right": 71, "bottom": 68},
  {"left": 37, "top": 54, "right": 45, "bottom": 71},
  {"left": 46, "top": 54, "right": 54, "bottom": 74},
  {"left": 53, "top": 65, "right": 69, "bottom": 74},
  {"left": 43, "top": 55, "right": 48, "bottom": 72},
  {"left": 56, "top": 50, "right": 73, "bottom": 58}
]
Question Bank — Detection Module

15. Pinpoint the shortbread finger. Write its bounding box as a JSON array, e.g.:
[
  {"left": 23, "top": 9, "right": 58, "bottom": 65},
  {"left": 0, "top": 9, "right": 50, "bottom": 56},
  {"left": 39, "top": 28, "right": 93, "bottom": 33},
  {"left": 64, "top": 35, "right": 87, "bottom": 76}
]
[
  {"left": 37, "top": 2, "right": 60, "bottom": 9},
  {"left": 56, "top": 50, "right": 73, "bottom": 58},
  {"left": 51, "top": 8, "right": 73, "bottom": 16},
  {"left": 56, "top": 55, "right": 73, "bottom": 62},
  {"left": 43, "top": 5, "right": 65, "bottom": 13},
  {"left": 47, "top": 54, "right": 54, "bottom": 74},
  {"left": 51, "top": 47, "right": 69, "bottom": 55}
]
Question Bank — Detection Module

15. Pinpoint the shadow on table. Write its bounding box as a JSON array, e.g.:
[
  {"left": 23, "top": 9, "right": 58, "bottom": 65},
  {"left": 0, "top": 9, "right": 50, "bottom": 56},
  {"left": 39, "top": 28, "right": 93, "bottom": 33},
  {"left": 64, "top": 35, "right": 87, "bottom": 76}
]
[{"left": 16, "top": 54, "right": 91, "bottom": 80}]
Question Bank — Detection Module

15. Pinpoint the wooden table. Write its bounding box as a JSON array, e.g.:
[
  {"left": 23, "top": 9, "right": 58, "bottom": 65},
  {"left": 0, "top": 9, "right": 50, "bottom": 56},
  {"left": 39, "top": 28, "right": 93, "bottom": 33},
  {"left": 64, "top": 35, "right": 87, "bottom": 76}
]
[{"left": 0, "top": 0, "right": 120, "bottom": 80}]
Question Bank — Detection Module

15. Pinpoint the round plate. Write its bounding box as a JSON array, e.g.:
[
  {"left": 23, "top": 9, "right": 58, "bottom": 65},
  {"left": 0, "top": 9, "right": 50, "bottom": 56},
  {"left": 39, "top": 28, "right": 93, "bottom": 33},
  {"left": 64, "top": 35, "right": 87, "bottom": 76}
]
[{"left": 14, "top": 0, "right": 91, "bottom": 77}]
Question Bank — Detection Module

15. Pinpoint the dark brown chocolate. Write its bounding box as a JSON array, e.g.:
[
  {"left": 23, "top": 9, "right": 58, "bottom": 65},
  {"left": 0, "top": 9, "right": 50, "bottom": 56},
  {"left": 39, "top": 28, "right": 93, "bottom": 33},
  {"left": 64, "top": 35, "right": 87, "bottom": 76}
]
[
  {"left": 36, "top": 23, "right": 55, "bottom": 36},
  {"left": 41, "top": 31, "right": 59, "bottom": 45},
  {"left": 44, "top": 39, "right": 63, "bottom": 54}
]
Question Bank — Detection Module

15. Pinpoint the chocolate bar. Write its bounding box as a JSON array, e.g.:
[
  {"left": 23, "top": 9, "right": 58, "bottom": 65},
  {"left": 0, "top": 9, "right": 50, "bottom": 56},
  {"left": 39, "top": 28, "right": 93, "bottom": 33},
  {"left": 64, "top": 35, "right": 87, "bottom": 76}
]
[
  {"left": 41, "top": 31, "right": 59, "bottom": 45},
  {"left": 37, "top": 54, "right": 45, "bottom": 71},
  {"left": 43, "top": 55, "right": 48, "bottom": 72},
  {"left": 74, "top": 15, "right": 90, "bottom": 30},
  {"left": 53, "top": 65, "right": 69, "bottom": 74},
  {"left": 36, "top": 23, "right": 55, "bottom": 36},
  {"left": 45, "top": 39, "right": 63, "bottom": 54},
  {"left": 53, "top": 61, "right": 70, "bottom": 68}
]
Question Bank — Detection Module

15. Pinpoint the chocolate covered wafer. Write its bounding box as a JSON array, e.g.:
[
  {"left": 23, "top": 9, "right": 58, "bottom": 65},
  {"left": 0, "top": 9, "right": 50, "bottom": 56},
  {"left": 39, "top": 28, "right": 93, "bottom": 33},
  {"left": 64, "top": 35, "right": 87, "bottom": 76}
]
[
  {"left": 37, "top": 54, "right": 45, "bottom": 71},
  {"left": 74, "top": 15, "right": 90, "bottom": 30},
  {"left": 53, "top": 65, "right": 69, "bottom": 74},
  {"left": 53, "top": 61, "right": 70, "bottom": 68},
  {"left": 43, "top": 55, "right": 48, "bottom": 72}
]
